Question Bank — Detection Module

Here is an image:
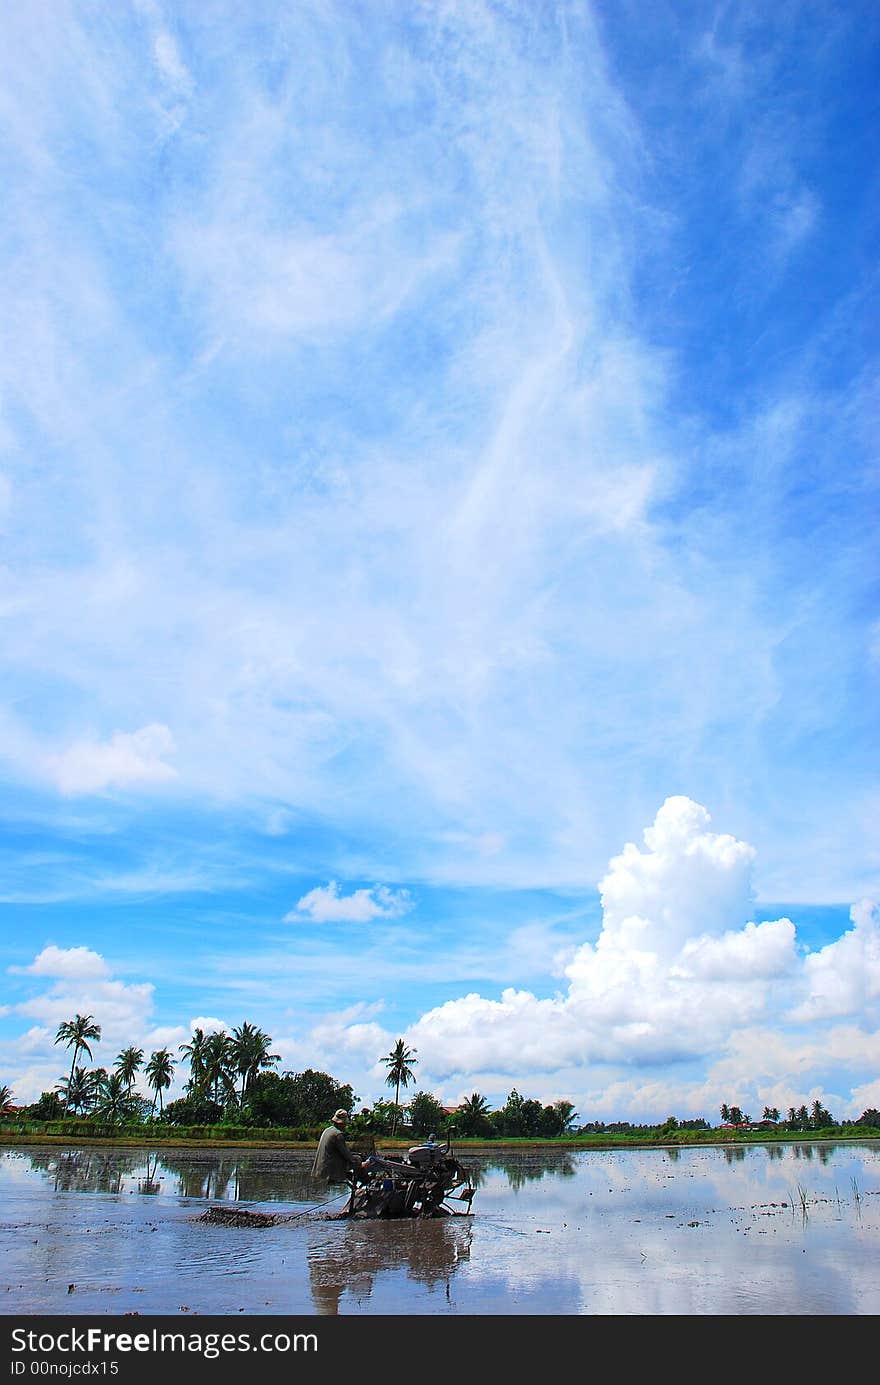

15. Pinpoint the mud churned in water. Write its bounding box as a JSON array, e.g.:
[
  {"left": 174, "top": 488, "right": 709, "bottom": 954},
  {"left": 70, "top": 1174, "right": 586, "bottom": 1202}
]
[{"left": 197, "top": 1205, "right": 283, "bottom": 1227}]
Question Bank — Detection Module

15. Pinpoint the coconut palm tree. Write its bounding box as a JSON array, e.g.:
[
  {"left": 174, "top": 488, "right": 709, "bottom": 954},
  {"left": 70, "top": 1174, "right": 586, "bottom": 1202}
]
[
  {"left": 56, "top": 1066, "right": 93, "bottom": 1116},
  {"left": 0, "top": 1085, "right": 14, "bottom": 1116},
  {"left": 93, "top": 1071, "right": 138, "bottom": 1126},
  {"left": 382, "top": 1039, "right": 418, "bottom": 1135},
  {"left": 145, "top": 1048, "right": 175, "bottom": 1116},
  {"left": 203, "top": 1030, "right": 235, "bottom": 1108},
  {"left": 86, "top": 1068, "right": 108, "bottom": 1109},
  {"left": 54, "top": 1015, "right": 101, "bottom": 1112},
  {"left": 456, "top": 1092, "right": 491, "bottom": 1136},
  {"left": 114, "top": 1046, "right": 144, "bottom": 1096},
  {"left": 179, "top": 1028, "right": 208, "bottom": 1094},
  {"left": 229, "top": 1022, "right": 280, "bottom": 1104}
]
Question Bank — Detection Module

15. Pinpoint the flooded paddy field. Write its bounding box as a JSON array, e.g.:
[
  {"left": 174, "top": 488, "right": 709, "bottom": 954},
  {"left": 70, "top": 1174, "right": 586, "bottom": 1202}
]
[{"left": 1, "top": 1141, "right": 878, "bottom": 1315}]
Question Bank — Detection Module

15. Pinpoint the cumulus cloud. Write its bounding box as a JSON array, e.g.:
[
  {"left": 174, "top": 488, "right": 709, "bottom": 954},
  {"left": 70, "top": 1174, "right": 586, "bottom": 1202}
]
[
  {"left": 16, "top": 978, "right": 155, "bottom": 1037},
  {"left": 2, "top": 802, "right": 878, "bottom": 1118},
  {"left": 16, "top": 945, "right": 110, "bottom": 979},
  {"left": 0, "top": 945, "right": 162, "bottom": 1102},
  {"left": 596, "top": 796, "right": 757, "bottom": 956},
  {"left": 675, "top": 918, "right": 798, "bottom": 981},
  {"left": 397, "top": 800, "right": 878, "bottom": 1109},
  {"left": 10, "top": 946, "right": 154, "bottom": 1048},
  {"left": 187, "top": 1016, "right": 230, "bottom": 1037},
  {"left": 49, "top": 724, "right": 177, "bottom": 796},
  {"left": 789, "top": 899, "right": 880, "bottom": 1022},
  {"left": 286, "top": 881, "right": 413, "bottom": 924}
]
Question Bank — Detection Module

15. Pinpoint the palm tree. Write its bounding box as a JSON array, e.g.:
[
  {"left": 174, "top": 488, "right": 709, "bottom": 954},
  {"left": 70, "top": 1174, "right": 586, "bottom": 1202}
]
[
  {"left": 86, "top": 1068, "right": 108, "bottom": 1108},
  {"left": 114, "top": 1047, "right": 144, "bottom": 1096},
  {"left": 145, "top": 1048, "right": 175, "bottom": 1116},
  {"left": 54, "top": 1015, "right": 101, "bottom": 1112},
  {"left": 203, "top": 1030, "right": 235, "bottom": 1107},
  {"left": 179, "top": 1028, "right": 208, "bottom": 1094},
  {"left": 0, "top": 1084, "right": 14, "bottom": 1116},
  {"left": 456, "top": 1092, "right": 491, "bottom": 1136},
  {"left": 56, "top": 1066, "right": 93, "bottom": 1116},
  {"left": 229, "top": 1022, "right": 280, "bottom": 1104},
  {"left": 93, "top": 1071, "right": 138, "bottom": 1126},
  {"left": 382, "top": 1039, "right": 418, "bottom": 1135}
]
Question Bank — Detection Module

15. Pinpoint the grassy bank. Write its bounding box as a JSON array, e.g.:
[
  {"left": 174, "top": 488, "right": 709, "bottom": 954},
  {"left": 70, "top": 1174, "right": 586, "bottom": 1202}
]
[{"left": 1, "top": 1122, "right": 878, "bottom": 1151}]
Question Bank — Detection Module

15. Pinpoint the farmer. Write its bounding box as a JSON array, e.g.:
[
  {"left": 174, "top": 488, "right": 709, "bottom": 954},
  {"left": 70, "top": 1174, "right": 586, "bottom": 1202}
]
[{"left": 311, "top": 1108, "right": 369, "bottom": 1185}]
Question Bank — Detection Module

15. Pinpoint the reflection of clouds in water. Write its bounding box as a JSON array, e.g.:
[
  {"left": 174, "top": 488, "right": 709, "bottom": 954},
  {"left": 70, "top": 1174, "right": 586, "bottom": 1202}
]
[
  {"left": 307, "top": 1218, "right": 473, "bottom": 1315},
  {"left": 460, "top": 1146, "right": 880, "bottom": 1314},
  {"left": 2, "top": 1144, "right": 879, "bottom": 1313}
]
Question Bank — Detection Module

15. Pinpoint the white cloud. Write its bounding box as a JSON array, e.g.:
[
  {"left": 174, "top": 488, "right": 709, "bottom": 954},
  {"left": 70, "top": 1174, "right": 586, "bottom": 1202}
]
[
  {"left": 9, "top": 946, "right": 155, "bottom": 1064},
  {"left": 49, "top": 724, "right": 177, "bottom": 796},
  {"left": 19, "top": 945, "right": 111, "bottom": 979},
  {"left": 0, "top": 1, "right": 871, "bottom": 910},
  {"left": 187, "top": 1016, "right": 230, "bottom": 1037},
  {"left": 287, "top": 881, "right": 413, "bottom": 924},
  {"left": 789, "top": 899, "right": 880, "bottom": 1022},
  {"left": 3, "top": 801, "right": 878, "bottom": 1118},
  {"left": 675, "top": 918, "right": 797, "bottom": 981},
  {"left": 17, "top": 978, "right": 155, "bottom": 1037},
  {"left": 388, "top": 800, "right": 878, "bottom": 1105},
  {"left": 596, "top": 796, "right": 757, "bottom": 956},
  {"left": 14, "top": 1026, "right": 52, "bottom": 1054},
  {"left": 1, "top": 945, "right": 160, "bottom": 1101}
]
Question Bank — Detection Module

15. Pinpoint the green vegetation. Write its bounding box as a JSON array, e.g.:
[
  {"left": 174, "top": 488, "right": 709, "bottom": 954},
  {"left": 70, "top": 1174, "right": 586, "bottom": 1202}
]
[
  {"left": 2, "top": 1014, "right": 880, "bottom": 1147},
  {"left": 381, "top": 1039, "right": 417, "bottom": 1135}
]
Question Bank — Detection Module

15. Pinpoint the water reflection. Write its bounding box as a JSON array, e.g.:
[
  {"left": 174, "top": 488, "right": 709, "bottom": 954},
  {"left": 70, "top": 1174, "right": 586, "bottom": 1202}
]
[
  {"left": 21, "top": 1148, "right": 141, "bottom": 1194},
  {"left": 1, "top": 1141, "right": 878, "bottom": 1315},
  {"left": 137, "top": 1151, "right": 162, "bottom": 1194},
  {"left": 307, "top": 1218, "right": 473, "bottom": 1314},
  {"left": 150, "top": 1153, "right": 237, "bottom": 1201},
  {"left": 481, "top": 1152, "right": 576, "bottom": 1190},
  {"left": 8, "top": 1146, "right": 322, "bottom": 1202},
  {"left": 788, "top": 1143, "right": 833, "bottom": 1164}
]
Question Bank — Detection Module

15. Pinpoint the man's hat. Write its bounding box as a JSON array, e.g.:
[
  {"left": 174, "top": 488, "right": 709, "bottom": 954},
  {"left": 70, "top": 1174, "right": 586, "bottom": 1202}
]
[{"left": 332, "top": 1109, "right": 349, "bottom": 1123}]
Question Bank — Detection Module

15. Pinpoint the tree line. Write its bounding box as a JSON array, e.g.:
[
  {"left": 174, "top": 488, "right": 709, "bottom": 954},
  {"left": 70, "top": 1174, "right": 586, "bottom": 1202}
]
[
  {"left": 717, "top": 1100, "right": 876, "bottom": 1132},
  {"left": 1, "top": 1016, "right": 878, "bottom": 1136}
]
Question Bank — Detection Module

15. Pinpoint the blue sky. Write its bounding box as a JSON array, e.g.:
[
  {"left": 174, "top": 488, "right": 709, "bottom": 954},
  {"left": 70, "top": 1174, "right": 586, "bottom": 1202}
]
[{"left": 1, "top": 1, "right": 878, "bottom": 1124}]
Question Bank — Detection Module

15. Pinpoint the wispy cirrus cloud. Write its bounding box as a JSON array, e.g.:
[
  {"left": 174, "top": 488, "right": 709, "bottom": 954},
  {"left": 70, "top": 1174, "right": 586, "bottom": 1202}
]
[
  {"left": 0, "top": 1, "right": 873, "bottom": 905},
  {"left": 0, "top": 3, "right": 876, "bottom": 1118},
  {"left": 48, "top": 725, "right": 177, "bottom": 796}
]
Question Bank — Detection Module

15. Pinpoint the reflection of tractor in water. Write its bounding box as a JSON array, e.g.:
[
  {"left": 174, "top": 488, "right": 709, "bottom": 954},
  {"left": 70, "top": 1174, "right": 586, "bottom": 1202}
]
[{"left": 342, "top": 1134, "right": 475, "bottom": 1219}]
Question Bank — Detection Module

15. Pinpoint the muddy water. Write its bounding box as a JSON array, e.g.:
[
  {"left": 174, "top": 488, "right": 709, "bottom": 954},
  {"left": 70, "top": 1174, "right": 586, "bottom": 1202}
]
[{"left": 1, "top": 1142, "right": 878, "bottom": 1315}]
